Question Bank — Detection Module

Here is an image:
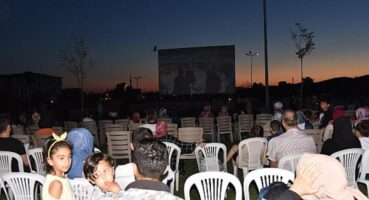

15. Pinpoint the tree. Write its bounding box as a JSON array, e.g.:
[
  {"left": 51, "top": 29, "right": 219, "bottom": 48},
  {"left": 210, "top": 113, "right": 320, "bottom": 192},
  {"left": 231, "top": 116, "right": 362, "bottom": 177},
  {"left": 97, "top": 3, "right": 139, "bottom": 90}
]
[
  {"left": 59, "top": 36, "right": 94, "bottom": 120},
  {"left": 290, "top": 23, "right": 315, "bottom": 109}
]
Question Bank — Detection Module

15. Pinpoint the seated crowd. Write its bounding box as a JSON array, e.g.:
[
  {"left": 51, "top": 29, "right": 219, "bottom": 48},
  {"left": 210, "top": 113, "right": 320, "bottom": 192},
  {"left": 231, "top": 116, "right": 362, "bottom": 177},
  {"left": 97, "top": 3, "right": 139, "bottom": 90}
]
[{"left": 1, "top": 99, "right": 369, "bottom": 200}]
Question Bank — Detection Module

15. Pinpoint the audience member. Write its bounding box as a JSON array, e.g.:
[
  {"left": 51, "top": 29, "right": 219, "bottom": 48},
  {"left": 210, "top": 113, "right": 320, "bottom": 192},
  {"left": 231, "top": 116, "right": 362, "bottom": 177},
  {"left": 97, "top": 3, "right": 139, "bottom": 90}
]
[
  {"left": 267, "top": 109, "right": 315, "bottom": 167},
  {"left": 322, "top": 107, "right": 347, "bottom": 141},
  {"left": 42, "top": 133, "right": 74, "bottom": 200},
  {"left": 226, "top": 124, "right": 264, "bottom": 176},
  {"left": 318, "top": 98, "right": 332, "bottom": 129},
  {"left": 130, "top": 112, "right": 141, "bottom": 124},
  {"left": 155, "top": 120, "right": 205, "bottom": 174},
  {"left": 296, "top": 111, "right": 314, "bottom": 130},
  {"left": 218, "top": 105, "right": 229, "bottom": 117},
  {"left": 267, "top": 120, "right": 283, "bottom": 141},
  {"left": 355, "top": 121, "right": 369, "bottom": 150},
  {"left": 67, "top": 128, "right": 94, "bottom": 179},
  {"left": 266, "top": 153, "right": 367, "bottom": 200},
  {"left": 0, "top": 115, "right": 30, "bottom": 172},
  {"left": 321, "top": 116, "right": 361, "bottom": 155},
  {"left": 199, "top": 104, "right": 214, "bottom": 118},
  {"left": 272, "top": 101, "right": 283, "bottom": 121},
  {"left": 355, "top": 107, "right": 369, "bottom": 126}
]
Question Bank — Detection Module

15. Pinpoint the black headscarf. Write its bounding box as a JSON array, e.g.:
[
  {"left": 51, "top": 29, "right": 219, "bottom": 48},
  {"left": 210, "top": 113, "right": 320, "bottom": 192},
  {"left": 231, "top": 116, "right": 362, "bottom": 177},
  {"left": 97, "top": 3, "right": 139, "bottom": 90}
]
[{"left": 321, "top": 116, "right": 361, "bottom": 155}]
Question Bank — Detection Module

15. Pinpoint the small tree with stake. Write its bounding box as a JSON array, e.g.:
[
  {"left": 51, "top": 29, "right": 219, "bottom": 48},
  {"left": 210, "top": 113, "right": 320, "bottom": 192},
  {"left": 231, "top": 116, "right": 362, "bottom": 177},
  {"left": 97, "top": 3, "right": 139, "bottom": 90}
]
[
  {"left": 290, "top": 23, "right": 315, "bottom": 109},
  {"left": 59, "top": 36, "right": 94, "bottom": 120}
]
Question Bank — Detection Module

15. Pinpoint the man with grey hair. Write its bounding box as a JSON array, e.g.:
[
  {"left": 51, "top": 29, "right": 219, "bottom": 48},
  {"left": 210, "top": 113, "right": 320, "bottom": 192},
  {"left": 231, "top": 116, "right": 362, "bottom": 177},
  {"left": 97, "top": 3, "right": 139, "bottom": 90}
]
[{"left": 267, "top": 109, "right": 315, "bottom": 168}]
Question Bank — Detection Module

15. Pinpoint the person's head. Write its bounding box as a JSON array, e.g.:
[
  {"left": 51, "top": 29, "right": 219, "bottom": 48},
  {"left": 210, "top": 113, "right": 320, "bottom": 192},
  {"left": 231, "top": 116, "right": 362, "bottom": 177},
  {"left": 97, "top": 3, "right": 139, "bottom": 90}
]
[
  {"left": 155, "top": 120, "right": 168, "bottom": 138},
  {"left": 249, "top": 124, "right": 264, "bottom": 138},
  {"left": 0, "top": 115, "right": 11, "bottom": 137},
  {"left": 66, "top": 128, "right": 94, "bottom": 179},
  {"left": 131, "top": 112, "right": 141, "bottom": 123},
  {"left": 332, "top": 107, "right": 346, "bottom": 121},
  {"left": 355, "top": 121, "right": 369, "bottom": 138},
  {"left": 203, "top": 105, "right": 211, "bottom": 112},
  {"left": 281, "top": 109, "right": 298, "bottom": 129},
  {"left": 131, "top": 127, "right": 153, "bottom": 150},
  {"left": 43, "top": 133, "right": 72, "bottom": 175},
  {"left": 296, "top": 153, "right": 367, "bottom": 200},
  {"left": 84, "top": 153, "right": 115, "bottom": 188},
  {"left": 273, "top": 101, "right": 283, "bottom": 111},
  {"left": 320, "top": 98, "right": 330, "bottom": 111},
  {"left": 303, "top": 110, "right": 313, "bottom": 121},
  {"left": 132, "top": 138, "right": 168, "bottom": 180},
  {"left": 356, "top": 107, "right": 369, "bottom": 123},
  {"left": 296, "top": 111, "right": 307, "bottom": 125},
  {"left": 269, "top": 120, "right": 282, "bottom": 133}
]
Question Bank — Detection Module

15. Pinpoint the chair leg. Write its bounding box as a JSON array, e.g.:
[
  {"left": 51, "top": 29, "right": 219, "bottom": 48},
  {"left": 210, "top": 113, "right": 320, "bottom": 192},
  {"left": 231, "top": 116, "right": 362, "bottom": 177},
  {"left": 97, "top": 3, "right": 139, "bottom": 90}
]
[
  {"left": 242, "top": 167, "right": 249, "bottom": 178},
  {"left": 233, "top": 165, "right": 238, "bottom": 177},
  {"left": 176, "top": 172, "right": 179, "bottom": 191}
]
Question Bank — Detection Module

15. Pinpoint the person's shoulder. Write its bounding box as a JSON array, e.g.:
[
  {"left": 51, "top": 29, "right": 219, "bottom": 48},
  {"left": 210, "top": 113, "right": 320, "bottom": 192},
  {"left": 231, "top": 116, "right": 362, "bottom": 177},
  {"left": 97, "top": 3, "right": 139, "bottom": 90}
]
[{"left": 124, "top": 188, "right": 183, "bottom": 200}]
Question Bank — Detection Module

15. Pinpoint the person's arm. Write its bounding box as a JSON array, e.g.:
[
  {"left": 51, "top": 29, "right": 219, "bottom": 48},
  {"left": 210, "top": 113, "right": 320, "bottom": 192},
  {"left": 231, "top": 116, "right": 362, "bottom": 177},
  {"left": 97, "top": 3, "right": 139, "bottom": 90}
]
[
  {"left": 49, "top": 180, "right": 63, "bottom": 199},
  {"left": 269, "top": 160, "right": 278, "bottom": 168},
  {"left": 21, "top": 154, "right": 29, "bottom": 166}
]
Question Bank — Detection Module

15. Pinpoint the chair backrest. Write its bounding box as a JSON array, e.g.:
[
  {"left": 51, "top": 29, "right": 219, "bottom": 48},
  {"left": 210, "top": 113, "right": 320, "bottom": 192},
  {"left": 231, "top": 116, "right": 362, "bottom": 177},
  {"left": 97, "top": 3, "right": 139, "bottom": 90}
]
[
  {"left": 163, "top": 142, "right": 181, "bottom": 173},
  {"left": 12, "top": 126, "right": 25, "bottom": 135},
  {"left": 0, "top": 176, "right": 9, "bottom": 200},
  {"left": 106, "top": 131, "right": 131, "bottom": 161},
  {"left": 115, "top": 163, "right": 135, "bottom": 190},
  {"left": 243, "top": 168, "right": 295, "bottom": 200},
  {"left": 199, "top": 117, "right": 214, "bottom": 134},
  {"left": 167, "top": 123, "right": 178, "bottom": 137},
  {"left": 128, "top": 123, "right": 141, "bottom": 131},
  {"left": 64, "top": 121, "right": 79, "bottom": 132},
  {"left": 105, "top": 124, "right": 124, "bottom": 132},
  {"left": 26, "top": 125, "right": 39, "bottom": 135},
  {"left": 195, "top": 143, "right": 227, "bottom": 172},
  {"left": 216, "top": 116, "right": 232, "bottom": 133},
  {"left": 2, "top": 172, "right": 44, "bottom": 200},
  {"left": 359, "top": 149, "right": 369, "bottom": 181},
  {"left": 330, "top": 148, "right": 363, "bottom": 187},
  {"left": 11, "top": 134, "right": 29, "bottom": 144},
  {"left": 303, "top": 129, "right": 324, "bottom": 153},
  {"left": 180, "top": 117, "right": 196, "bottom": 128},
  {"left": 27, "top": 148, "right": 45, "bottom": 175},
  {"left": 69, "top": 178, "right": 94, "bottom": 200},
  {"left": 184, "top": 171, "right": 242, "bottom": 200},
  {"left": 238, "top": 138, "right": 268, "bottom": 170},
  {"left": 178, "top": 127, "right": 203, "bottom": 143},
  {"left": 238, "top": 114, "right": 253, "bottom": 133},
  {"left": 256, "top": 114, "right": 273, "bottom": 121},
  {"left": 98, "top": 120, "right": 114, "bottom": 133},
  {"left": 0, "top": 151, "right": 24, "bottom": 173},
  {"left": 278, "top": 153, "right": 304, "bottom": 173},
  {"left": 114, "top": 119, "right": 129, "bottom": 131},
  {"left": 52, "top": 126, "right": 63, "bottom": 134},
  {"left": 158, "top": 117, "right": 172, "bottom": 124}
]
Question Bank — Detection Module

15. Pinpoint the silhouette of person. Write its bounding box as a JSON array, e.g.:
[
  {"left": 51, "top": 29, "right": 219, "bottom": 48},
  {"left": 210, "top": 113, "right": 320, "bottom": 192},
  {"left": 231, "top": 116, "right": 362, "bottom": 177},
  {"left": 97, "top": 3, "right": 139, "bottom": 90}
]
[{"left": 173, "top": 67, "right": 190, "bottom": 95}]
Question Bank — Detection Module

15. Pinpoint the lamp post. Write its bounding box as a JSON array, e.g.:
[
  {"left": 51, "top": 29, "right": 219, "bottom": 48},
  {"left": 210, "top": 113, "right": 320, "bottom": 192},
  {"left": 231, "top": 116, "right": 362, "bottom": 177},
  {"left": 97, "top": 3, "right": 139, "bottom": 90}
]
[
  {"left": 133, "top": 76, "right": 141, "bottom": 89},
  {"left": 263, "top": 0, "right": 270, "bottom": 111},
  {"left": 245, "top": 51, "right": 259, "bottom": 87}
]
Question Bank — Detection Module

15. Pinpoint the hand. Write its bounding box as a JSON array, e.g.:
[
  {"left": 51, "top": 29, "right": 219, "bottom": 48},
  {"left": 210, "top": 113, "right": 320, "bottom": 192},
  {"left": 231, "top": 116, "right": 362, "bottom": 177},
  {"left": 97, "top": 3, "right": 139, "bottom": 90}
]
[
  {"left": 102, "top": 181, "right": 121, "bottom": 193},
  {"left": 289, "top": 163, "right": 320, "bottom": 196},
  {"left": 196, "top": 142, "right": 206, "bottom": 147}
]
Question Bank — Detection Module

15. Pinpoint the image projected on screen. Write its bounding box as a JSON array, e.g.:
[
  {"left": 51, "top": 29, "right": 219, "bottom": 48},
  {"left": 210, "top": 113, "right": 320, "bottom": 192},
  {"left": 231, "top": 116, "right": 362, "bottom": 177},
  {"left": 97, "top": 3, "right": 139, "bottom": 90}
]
[{"left": 158, "top": 45, "right": 235, "bottom": 95}]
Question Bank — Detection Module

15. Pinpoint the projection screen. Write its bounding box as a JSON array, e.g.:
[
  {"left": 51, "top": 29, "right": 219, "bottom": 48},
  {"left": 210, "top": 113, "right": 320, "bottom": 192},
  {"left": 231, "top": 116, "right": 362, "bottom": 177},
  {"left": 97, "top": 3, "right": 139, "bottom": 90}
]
[{"left": 158, "top": 45, "right": 235, "bottom": 95}]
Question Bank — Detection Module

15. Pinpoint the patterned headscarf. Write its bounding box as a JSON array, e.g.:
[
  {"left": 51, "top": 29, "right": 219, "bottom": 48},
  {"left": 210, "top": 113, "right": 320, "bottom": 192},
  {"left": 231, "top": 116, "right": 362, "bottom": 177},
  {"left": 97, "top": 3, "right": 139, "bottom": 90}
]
[
  {"left": 356, "top": 108, "right": 369, "bottom": 125},
  {"left": 297, "top": 153, "right": 367, "bottom": 200},
  {"left": 67, "top": 128, "right": 94, "bottom": 179},
  {"left": 332, "top": 108, "right": 346, "bottom": 121}
]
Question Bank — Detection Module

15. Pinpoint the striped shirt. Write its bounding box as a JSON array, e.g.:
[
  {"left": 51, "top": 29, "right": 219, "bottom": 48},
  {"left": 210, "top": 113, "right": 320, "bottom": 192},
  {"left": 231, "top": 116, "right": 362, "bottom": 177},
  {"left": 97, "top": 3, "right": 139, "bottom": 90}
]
[{"left": 267, "top": 128, "right": 316, "bottom": 162}]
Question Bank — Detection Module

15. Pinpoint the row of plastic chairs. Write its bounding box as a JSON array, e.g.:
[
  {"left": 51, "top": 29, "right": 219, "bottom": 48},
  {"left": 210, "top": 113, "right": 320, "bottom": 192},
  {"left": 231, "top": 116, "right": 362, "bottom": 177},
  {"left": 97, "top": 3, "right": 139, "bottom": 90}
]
[{"left": 184, "top": 168, "right": 294, "bottom": 200}]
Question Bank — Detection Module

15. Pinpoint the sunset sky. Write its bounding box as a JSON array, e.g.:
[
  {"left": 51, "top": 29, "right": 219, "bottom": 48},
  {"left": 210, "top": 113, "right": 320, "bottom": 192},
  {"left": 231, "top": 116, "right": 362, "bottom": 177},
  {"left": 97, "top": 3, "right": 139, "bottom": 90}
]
[{"left": 1, "top": 0, "right": 369, "bottom": 92}]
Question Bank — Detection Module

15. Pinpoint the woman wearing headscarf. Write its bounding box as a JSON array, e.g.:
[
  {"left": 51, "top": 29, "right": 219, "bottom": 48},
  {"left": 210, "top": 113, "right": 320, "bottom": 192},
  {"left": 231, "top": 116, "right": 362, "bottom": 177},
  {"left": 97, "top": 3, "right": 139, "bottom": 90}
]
[
  {"left": 355, "top": 107, "right": 369, "bottom": 126},
  {"left": 267, "top": 153, "right": 367, "bottom": 200},
  {"left": 321, "top": 116, "right": 361, "bottom": 155},
  {"left": 297, "top": 111, "right": 314, "bottom": 130},
  {"left": 67, "top": 128, "right": 94, "bottom": 179}
]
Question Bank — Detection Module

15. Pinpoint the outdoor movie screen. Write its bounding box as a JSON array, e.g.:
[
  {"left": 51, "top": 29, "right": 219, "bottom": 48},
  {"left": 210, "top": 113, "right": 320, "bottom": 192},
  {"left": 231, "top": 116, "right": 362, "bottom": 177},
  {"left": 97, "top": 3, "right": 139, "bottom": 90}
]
[{"left": 158, "top": 45, "right": 235, "bottom": 95}]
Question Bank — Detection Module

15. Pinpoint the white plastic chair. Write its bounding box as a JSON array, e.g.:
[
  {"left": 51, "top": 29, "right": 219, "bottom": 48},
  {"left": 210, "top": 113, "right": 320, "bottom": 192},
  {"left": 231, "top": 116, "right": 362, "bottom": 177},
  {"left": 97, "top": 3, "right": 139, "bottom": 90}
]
[
  {"left": 11, "top": 134, "right": 29, "bottom": 144},
  {"left": 1, "top": 172, "right": 44, "bottom": 200},
  {"left": 180, "top": 117, "right": 196, "bottom": 128},
  {"left": 234, "top": 137, "right": 267, "bottom": 177},
  {"left": 0, "top": 177, "right": 9, "bottom": 200},
  {"left": 243, "top": 168, "right": 295, "bottom": 200},
  {"left": 238, "top": 114, "right": 253, "bottom": 140},
  {"left": 0, "top": 151, "right": 24, "bottom": 173},
  {"left": 106, "top": 131, "right": 131, "bottom": 162},
  {"left": 27, "top": 148, "right": 45, "bottom": 175},
  {"left": 81, "top": 121, "right": 99, "bottom": 146},
  {"left": 184, "top": 171, "right": 242, "bottom": 200},
  {"left": 115, "top": 163, "right": 135, "bottom": 191},
  {"left": 330, "top": 148, "right": 363, "bottom": 188},
  {"left": 278, "top": 153, "right": 304, "bottom": 173},
  {"left": 163, "top": 142, "right": 181, "bottom": 193},
  {"left": 358, "top": 149, "right": 369, "bottom": 197},
  {"left": 69, "top": 178, "right": 94, "bottom": 200},
  {"left": 216, "top": 116, "right": 233, "bottom": 143},
  {"left": 195, "top": 143, "right": 227, "bottom": 172},
  {"left": 199, "top": 117, "right": 215, "bottom": 142},
  {"left": 167, "top": 123, "right": 178, "bottom": 137},
  {"left": 179, "top": 127, "right": 203, "bottom": 160},
  {"left": 64, "top": 121, "right": 79, "bottom": 132}
]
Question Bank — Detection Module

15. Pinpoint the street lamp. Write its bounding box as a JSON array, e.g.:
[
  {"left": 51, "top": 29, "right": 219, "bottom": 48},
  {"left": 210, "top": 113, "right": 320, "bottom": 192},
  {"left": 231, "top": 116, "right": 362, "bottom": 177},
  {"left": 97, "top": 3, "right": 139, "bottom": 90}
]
[
  {"left": 133, "top": 76, "right": 141, "bottom": 89},
  {"left": 245, "top": 51, "right": 259, "bottom": 87}
]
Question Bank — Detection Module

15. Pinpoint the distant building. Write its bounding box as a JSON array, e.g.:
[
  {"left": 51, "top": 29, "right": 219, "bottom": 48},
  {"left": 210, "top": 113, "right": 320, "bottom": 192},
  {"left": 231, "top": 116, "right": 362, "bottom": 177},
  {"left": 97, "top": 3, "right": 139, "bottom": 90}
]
[{"left": 0, "top": 71, "right": 62, "bottom": 107}]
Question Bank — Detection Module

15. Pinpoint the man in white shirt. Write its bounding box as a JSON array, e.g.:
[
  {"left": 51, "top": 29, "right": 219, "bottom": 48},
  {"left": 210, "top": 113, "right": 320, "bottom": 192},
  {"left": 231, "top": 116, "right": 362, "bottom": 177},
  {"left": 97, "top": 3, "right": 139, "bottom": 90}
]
[{"left": 267, "top": 109, "right": 316, "bottom": 168}]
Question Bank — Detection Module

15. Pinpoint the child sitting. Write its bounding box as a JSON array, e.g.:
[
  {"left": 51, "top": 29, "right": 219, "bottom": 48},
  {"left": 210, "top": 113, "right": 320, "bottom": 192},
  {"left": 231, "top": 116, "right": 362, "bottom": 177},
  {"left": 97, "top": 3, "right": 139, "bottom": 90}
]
[{"left": 42, "top": 132, "right": 75, "bottom": 200}]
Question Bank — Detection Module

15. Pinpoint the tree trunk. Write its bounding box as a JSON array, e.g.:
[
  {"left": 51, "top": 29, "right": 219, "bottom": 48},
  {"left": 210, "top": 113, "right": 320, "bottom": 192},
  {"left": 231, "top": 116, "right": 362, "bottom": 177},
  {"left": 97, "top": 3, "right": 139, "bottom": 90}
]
[
  {"left": 300, "top": 58, "right": 303, "bottom": 109},
  {"left": 80, "top": 87, "right": 84, "bottom": 121}
]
